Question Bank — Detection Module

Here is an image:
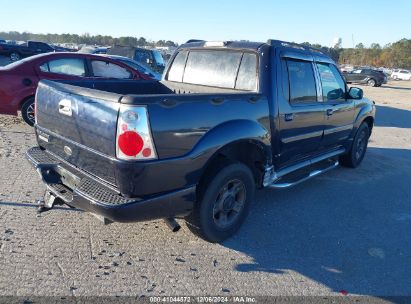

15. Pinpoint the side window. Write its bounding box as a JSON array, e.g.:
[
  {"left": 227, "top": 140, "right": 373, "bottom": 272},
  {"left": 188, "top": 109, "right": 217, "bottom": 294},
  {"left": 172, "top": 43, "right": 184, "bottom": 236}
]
[
  {"left": 39, "top": 62, "right": 49, "bottom": 72},
  {"left": 352, "top": 70, "right": 362, "bottom": 74},
  {"left": 286, "top": 59, "right": 317, "bottom": 104},
  {"left": 45, "top": 58, "right": 86, "bottom": 76},
  {"left": 91, "top": 60, "right": 132, "bottom": 79},
  {"left": 235, "top": 53, "right": 258, "bottom": 91},
  {"left": 316, "top": 63, "right": 346, "bottom": 101},
  {"left": 167, "top": 51, "right": 188, "bottom": 82}
]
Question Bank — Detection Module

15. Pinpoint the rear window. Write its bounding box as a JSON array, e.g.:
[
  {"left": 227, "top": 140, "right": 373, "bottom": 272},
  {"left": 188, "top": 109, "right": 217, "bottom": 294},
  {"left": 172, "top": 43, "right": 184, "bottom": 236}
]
[
  {"left": 91, "top": 60, "right": 132, "bottom": 79},
  {"left": 167, "top": 51, "right": 188, "bottom": 82},
  {"left": 40, "top": 58, "right": 86, "bottom": 76},
  {"left": 167, "top": 50, "right": 258, "bottom": 90}
]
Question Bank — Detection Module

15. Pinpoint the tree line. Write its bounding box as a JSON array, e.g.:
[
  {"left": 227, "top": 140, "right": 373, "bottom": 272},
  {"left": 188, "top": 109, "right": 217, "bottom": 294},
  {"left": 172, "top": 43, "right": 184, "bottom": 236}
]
[
  {"left": 1, "top": 31, "right": 409, "bottom": 68},
  {"left": 0, "top": 31, "right": 177, "bottom": 48},
  {"left": 303, "top": 39, "right": 410, "bottom": 69}
]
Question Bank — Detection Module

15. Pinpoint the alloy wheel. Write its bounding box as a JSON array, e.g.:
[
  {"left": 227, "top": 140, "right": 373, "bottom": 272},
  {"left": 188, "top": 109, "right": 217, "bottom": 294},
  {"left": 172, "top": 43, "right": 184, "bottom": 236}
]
[{"left": 213, "top": 179, "right": 246, "bottom": 229}]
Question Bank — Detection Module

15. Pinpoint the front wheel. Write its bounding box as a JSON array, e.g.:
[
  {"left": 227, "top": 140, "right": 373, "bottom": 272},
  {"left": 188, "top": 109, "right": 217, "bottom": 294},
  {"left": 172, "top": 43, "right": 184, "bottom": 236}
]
[
  {"left": 21, "top": 97, "right": 35, "bottom": 126},
  {"left": 185, "top": 162, "right": 255, "bottom": 242},
  {"left": 340, "top": 122, "right": 370, "bottom": 168}
]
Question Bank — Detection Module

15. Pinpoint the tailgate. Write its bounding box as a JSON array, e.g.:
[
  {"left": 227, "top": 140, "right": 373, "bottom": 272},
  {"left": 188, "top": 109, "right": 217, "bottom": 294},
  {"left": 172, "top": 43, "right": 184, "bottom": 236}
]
[{"left": 35, "top": 80, "right": 122, "bottom": 186}]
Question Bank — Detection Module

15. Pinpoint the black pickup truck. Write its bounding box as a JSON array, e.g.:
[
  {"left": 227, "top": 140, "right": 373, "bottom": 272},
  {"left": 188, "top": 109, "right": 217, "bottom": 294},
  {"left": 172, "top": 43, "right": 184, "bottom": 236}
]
[
  {"left": 26, "top": 39, "right": 376, "bottom": 242},
  {"left": 0, "top": 41, "right": 55, "bottom": 61}
]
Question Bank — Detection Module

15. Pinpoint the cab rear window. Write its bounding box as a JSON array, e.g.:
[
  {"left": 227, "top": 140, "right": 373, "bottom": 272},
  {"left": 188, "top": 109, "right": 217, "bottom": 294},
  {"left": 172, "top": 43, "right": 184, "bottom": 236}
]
[{"left": 167, "top": 50, "right": 258, "bottom": 91}]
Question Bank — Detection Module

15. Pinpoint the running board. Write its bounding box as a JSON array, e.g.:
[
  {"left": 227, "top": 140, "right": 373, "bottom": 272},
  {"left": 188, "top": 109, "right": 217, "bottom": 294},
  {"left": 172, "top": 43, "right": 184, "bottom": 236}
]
[
  {"left": 263, "top": 148, "right": 345, "bottom": 187},
  {"left": 269, "top": 160, "right": 339, "bottom": 189}
]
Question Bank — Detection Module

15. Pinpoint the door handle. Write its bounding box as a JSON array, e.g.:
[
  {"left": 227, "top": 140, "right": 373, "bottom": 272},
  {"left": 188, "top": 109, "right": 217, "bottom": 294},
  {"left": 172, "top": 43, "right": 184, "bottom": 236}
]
[
  {"left": 284, "top": 113, "right": 294, "bottom": 121},
  {"left": 326, "top": 109, "right": 334, "bottom": 116},
  {"left": 58, "top": 99, "right": 72, "bottom": 116}
]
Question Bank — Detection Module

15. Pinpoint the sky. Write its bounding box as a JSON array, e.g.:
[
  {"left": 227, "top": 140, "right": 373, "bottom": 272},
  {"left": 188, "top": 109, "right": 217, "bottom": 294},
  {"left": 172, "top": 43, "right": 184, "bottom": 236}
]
[{"left": 0, "top": 0, "right": 410, "bottom": 47}]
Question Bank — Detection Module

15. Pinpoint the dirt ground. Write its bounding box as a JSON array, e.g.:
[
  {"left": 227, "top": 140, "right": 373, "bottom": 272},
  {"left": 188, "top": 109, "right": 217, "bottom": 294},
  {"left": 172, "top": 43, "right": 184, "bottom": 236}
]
[{"left": 0, "top": 72, "right": 410, "bottom": 299}]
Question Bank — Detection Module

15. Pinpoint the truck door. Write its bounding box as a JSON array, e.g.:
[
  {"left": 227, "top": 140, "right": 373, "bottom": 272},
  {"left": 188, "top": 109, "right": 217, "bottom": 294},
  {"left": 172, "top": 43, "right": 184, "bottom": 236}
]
[
  {"left": 277, "top": 52, "right": 325, "bottom": 168},
  {"left": 315, "top": 62, "right": 355, "bottom": 149}
]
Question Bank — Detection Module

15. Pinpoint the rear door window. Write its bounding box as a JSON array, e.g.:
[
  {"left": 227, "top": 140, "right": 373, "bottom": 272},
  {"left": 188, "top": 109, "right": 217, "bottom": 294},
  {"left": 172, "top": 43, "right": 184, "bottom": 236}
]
[
  {"left": 40, "top": 58, "right": 86, "bottom": 76},
  {"left": 286, "top": 59, "right": 317, "bottom": 104},
  {"left": 91, "top": 60, "right": 132, "bottom": 79}
]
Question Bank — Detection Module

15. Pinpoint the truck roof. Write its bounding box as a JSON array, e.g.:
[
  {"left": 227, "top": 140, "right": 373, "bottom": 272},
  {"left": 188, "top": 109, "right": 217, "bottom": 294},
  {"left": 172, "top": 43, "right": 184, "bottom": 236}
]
[{"left": 179, "top": 39, "right": 333, "bottom": 63}]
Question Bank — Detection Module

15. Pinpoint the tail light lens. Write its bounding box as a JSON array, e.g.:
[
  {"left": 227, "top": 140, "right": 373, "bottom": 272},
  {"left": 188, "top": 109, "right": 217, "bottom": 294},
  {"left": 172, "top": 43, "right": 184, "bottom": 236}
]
[{"left": 116, "top": 105, "right": 157, "bottom": 161}]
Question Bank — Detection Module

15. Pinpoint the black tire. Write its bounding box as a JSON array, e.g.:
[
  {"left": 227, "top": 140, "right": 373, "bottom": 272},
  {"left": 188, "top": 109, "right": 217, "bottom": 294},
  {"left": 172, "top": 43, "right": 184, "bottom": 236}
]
[
  {"left": 21, "top": 97, "right": 35, "bottom": 126},
  {"left": 10, "top": 52, "right": 21, "bottom": 61},
  {"left": 185, "top": 162, "right": 255, "bottom": 242},
  {"left": 367, "top": 78, "right": 376, "bottom": 87},
  {"left": 340, "top": 122, "right": 370, "bottom": 168}
]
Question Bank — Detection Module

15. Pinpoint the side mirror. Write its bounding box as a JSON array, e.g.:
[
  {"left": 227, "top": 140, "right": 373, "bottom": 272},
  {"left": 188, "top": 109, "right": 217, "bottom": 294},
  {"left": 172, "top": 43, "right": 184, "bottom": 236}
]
[
  {"left": 348, "top": 87, "right": 363, "bottom": 99},
  {"left": 327, "top": 88, "right": 344, "bottom": 100}
]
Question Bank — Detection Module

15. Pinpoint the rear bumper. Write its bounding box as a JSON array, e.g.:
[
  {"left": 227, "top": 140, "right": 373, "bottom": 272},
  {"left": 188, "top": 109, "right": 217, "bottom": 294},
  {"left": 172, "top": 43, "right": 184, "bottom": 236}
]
[{"left": 26, "top": 147, "right": 195, "bottom": 222}]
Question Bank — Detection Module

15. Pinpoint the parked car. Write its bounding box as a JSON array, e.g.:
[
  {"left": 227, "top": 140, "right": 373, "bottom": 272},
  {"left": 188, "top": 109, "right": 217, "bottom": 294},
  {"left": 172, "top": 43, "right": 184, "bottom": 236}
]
[
  {"left": 26, "top": 39, "right": 375, "bottom": 242},
  {"left": 391, "top": 69, "right": 411, "bottom": 81},
  {"left": 78, "top": 46, "right": 111, "bottom": 54},
  {"left": 0, "top": 38, "right": 6, "bottom": 44},
  {"left": 343, "top": 68, "right": 387, "bottom": 87},
  {"left": 0, "top": 52, "right": 150, "bottom": 126},
  {"left": 0, "top": 41, "right": 57, "bottom": 61},
  {"left": 108, "top": 46, "right": 166, "bottom": 73},
  {"left": 104, "top": 55, "right": 162, "bottom": 80}
]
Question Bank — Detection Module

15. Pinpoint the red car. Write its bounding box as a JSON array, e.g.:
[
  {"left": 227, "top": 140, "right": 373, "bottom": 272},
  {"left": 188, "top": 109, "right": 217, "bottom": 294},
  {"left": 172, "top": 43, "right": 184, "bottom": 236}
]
[{"left": 0, "top": 52, "right": 151, "bottom": 126}]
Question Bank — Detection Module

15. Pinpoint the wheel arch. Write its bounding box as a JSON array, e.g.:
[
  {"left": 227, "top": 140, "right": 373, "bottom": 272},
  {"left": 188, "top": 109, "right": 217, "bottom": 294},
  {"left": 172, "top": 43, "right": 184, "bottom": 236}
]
[
  {"left": 197, "top": 138, "right": 271, "bottom": 199},
  {"left": 19, "top": 94, "right": 35, "bottom": 110}
]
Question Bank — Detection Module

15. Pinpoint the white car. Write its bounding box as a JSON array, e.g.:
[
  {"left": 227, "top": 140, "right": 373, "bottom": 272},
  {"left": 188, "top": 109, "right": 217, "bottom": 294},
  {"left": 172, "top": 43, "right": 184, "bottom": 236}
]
[{"left": 391, "top": 69, "right": 411, "bottom": 80}]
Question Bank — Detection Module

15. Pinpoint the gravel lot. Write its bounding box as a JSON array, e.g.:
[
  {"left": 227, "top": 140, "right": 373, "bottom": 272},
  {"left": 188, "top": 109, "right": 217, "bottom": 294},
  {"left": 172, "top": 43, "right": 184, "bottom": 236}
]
[{"left": 0, "top": 60, "right": 410, "bottom": 299}]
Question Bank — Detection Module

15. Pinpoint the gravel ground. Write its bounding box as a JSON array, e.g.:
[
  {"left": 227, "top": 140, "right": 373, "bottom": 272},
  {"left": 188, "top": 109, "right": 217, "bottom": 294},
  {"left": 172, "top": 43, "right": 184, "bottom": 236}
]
[{"left": 0, "top": 80, "right": 410, "bottom": 299}]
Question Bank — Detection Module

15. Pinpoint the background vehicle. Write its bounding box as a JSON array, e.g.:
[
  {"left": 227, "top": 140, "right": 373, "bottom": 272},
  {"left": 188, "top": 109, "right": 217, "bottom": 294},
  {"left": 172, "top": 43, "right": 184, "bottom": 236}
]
[
  {"left": 343, "top": 68, "right": 387, "bottom": 86},
  {"left": 108, "top": 46, "right": 166, "bottom": 73},
  {"left": 27, "top": 39, "right": 375, "bottom": 242},
  {"left": 0, "top": 52, "right": 150, "bottom": 126},
  {"left": 0, "top": 41, "right": 56, "bottom": 61},
  {"left": 105, "top": 55, "right": 162, "bottom": 80},
  {"left": 0, "top": 38, "right": 5, "bottom": 44},
  {"left": 391, "top": 69, "right": 411, "bottom": 80},
  {"left": 78, "top": 46, "right": 111, "bottom": 54}
]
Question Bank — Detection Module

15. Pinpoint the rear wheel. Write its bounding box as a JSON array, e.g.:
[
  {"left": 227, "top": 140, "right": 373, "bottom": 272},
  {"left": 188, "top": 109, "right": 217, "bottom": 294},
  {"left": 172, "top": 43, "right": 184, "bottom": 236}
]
[
  {"left": 367, "top": 78, "right": 376, "bottom": 87},
  {"left": 185, "top": 162, "right": 255, "bottom": 242},
  {"left": 10, "top": 52, "right": 21, "bottom": 61},
  {"left": 340, "top": 122, "right": 370, "bottom": 168},
  {"left": 21, "top": 97, "right": 35, "bottom": 126}
]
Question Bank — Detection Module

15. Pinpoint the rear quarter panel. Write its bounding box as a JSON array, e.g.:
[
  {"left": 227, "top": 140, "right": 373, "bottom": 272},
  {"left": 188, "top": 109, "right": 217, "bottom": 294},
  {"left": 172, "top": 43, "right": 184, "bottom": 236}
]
[{"left": 124, "top": 94, "right": 271, "bottom": 159}]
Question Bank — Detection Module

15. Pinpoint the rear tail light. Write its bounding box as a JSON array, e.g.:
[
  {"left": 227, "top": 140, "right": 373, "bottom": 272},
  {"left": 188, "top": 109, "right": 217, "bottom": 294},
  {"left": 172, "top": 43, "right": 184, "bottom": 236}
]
[{"left": 116, "top": 105, "right": 157, "bottom": 160}]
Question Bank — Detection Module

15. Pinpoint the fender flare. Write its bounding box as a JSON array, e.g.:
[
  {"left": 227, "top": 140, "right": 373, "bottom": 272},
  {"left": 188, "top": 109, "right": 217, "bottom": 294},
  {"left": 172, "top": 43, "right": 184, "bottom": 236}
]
[
  {"left": 349, "top": 102, "right": 375, "bottom": 141},
  {"left": 190, "top": 119, "right": 271, "bottom": 159},
  {"left": 186, "top": 119, "right": 272, "bottom": 184}
]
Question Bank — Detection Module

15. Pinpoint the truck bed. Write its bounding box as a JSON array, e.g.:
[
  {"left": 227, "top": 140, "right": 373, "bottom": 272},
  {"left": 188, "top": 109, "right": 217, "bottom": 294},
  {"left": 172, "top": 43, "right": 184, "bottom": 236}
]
[{"left": 35, "top": 79, "right": 269, "bottom": 196}]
